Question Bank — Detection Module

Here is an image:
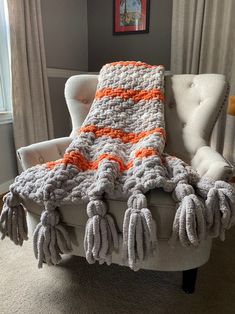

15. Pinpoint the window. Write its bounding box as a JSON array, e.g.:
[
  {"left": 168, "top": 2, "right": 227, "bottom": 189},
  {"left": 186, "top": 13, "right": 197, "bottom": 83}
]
[{"left": 0, "top": 0, "right": 12, "bottom": 123}]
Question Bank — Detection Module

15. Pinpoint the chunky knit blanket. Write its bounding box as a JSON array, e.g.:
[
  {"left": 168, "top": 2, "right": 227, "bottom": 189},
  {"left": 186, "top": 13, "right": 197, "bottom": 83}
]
[{"left": 1, "top": 61, "right": 235, "bottom": 271}]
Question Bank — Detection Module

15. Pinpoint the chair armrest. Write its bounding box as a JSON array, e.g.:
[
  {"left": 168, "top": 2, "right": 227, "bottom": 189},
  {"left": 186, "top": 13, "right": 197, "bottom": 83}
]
[
  {"left": 191, "top": 146, "right": 234, "bottom": 181},
  {"left": 17, "top": 137, "right": 72, "bottom": 170}
]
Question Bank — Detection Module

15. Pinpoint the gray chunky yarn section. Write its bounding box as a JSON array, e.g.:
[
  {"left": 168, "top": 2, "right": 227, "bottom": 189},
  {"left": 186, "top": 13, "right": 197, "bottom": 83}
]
[{"left": 0, "top": 62, "right": 235, "bottom": 272}]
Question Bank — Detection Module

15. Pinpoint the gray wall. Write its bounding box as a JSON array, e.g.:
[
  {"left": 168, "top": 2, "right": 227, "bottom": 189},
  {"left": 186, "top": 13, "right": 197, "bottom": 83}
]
[
  {"left": 87, "top": 0, "right": 173, "bottom": 71},
  {"left": 41, "top": 0, "right": 88, "bottom": 138},
  {"left": 0, "top": 123, "right": 17, "bottom": 189},
  {"left": 41, "top": 0, "right": 88, "bottom": 71}
]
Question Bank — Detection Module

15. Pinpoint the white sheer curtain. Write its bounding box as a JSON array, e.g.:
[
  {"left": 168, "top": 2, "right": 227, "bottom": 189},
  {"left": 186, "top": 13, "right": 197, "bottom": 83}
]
[
  {"left": 171, "top": 0, "right": 205, "bottom": 74},
  {"left": 171, "top": 0, "right": 235, "bottom": 166},
  {"left": 7, "top": 0, "right": 54, "bottom": 150},
  {"left": 0, "top": 0, "right": 11, "bottom": 113}
]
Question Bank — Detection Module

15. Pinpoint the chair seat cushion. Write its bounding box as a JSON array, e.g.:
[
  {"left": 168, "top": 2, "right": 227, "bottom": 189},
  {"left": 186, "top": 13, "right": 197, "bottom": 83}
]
[{"left": 23, "top": 189, "right": 176, "bottom": 239}]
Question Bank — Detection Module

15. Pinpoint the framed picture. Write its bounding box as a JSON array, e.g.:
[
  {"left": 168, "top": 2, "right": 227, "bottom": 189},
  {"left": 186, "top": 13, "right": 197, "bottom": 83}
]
[{"left": 113, "top": 0, "right": 150, "bottom": 35}]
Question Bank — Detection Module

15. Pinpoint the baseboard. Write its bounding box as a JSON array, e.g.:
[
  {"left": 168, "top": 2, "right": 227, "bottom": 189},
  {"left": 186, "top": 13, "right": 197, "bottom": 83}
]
[{"left": 0, "top": 179, "right": 14, "bottom": 195}]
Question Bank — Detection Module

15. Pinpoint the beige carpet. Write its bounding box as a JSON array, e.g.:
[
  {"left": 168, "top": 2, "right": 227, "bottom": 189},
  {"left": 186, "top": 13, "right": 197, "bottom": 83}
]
[{"left": 1, "top": 230, "right": 235, "bottom": 314}]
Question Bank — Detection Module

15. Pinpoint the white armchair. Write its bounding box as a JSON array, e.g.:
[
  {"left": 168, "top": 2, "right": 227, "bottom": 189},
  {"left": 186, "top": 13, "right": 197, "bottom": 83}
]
[{"left": 17, "top": 74, "right": 234, "bottom": 293}]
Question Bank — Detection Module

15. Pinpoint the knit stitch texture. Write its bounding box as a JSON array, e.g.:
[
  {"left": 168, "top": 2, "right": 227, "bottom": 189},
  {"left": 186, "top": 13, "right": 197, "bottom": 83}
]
[{"left": 1, "top": 61, "right": 235, "bottom": 270}]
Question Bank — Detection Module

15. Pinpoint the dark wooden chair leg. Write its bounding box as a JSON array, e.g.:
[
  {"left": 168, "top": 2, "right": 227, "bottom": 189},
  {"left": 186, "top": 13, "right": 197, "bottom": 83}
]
[{"left": 182, "top": 268, "right": 198, "bottom": 294}]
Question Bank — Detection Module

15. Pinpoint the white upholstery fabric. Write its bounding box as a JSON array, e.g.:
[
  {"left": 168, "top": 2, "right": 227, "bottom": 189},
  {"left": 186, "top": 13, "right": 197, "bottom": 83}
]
[
  {"left": 18, "top": 73, "right": 234, "bottom": 271},
  {"left": 17, "top": 137, "right": 72, "bottom": 170},
  {"left": 164, "top": 74, "right": 228, "bottom": 162},
  {"left": 65, "top": 75, "right": 98, "bottom": 138},
  {"left": 192, "top": 146, "right": 234, "bottom": 180}
]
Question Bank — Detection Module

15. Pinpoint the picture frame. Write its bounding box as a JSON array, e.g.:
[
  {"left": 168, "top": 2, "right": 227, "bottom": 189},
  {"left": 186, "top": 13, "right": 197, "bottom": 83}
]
[{"left": 113, "top": 0, "right": 150, "bottom": 35}]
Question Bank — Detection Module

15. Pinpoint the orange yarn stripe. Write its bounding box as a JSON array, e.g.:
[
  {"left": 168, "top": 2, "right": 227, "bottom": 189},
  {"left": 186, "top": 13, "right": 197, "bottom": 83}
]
[
  {"left": 109, "top": 61, "right": 163, "bottom": 69},
  {"left": 46, "top": 148, "right": 157, "bottom": 172},
  {"left": 79, "top": 125, "right": 165, "bottom": 143},
  {"left": 95, "top": 88, "right": 164, "bottom": 103}
]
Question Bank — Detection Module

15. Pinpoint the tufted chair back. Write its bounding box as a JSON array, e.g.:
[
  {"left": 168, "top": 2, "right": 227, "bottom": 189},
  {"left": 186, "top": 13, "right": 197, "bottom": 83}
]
[{"left": 64, "top": 74, "right": 227, "bottom": 164}]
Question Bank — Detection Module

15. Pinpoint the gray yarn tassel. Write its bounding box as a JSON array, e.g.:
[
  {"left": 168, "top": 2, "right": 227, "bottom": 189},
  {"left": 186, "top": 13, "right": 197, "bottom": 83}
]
[
  {"left": 170, "top": 181, "right": 206, "bottom": 247},
  {"left": 84, "top": 198, "right": 119, "bottom": 265},
  {"left": 163, "top": 156, "right": 207, "bottom": 247},
  {"left": 0, "top": 191, "right": 28, "bottom": 245},
  {"left": 164, "top": 154, "right": 235, "bottom": 244},
  {"left": 122, "top": 192, "right": 157, "bottom": 271},
  {"left": 33, "top": 203, "right": 71, "bottom": 268},
  {"left": 196, "top": 177, "right": 235, "bottom": 240}
]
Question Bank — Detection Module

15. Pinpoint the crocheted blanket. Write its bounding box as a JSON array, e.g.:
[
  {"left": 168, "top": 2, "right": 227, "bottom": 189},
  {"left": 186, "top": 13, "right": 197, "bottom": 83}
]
[{"left": 1, "top": 61, "right": 234, "bottom": 271}]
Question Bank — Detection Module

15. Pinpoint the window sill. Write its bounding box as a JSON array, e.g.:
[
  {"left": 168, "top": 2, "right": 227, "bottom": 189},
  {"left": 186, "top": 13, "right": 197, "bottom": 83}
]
[{"left": 0, "top": 112, "right": 13, "bottom": 124}]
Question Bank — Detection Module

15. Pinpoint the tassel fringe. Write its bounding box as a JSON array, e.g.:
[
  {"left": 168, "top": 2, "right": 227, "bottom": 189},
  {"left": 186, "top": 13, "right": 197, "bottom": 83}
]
[
  {"left": 33, "top": 205, "right": 72, "bottom": 268},
  {"left": 0, "top": 192, "right": 28, "bottom": 245},
  {"left": 122, "top": 193, "right": 157, "bottom": 271},
  {"left": 170, "top": 182, "right": 206, "bottom": 247},
  {"left": 170, "top": 176, "right": 235, "bottom": 247},
  {"left": 1, "top": 164, "right": 234, "bottom": 272},
  {"left": 164, "top": 155, "right": 208, "bottom": 248},
  {"left": 197, "top": 178, "right": 235, "bottom": 240},
  {"left": 164, "top": 156, "right": 235, "bottom": 247},
  {"left": 84, "top": 199, "right": 119, "bottom": 265}
]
